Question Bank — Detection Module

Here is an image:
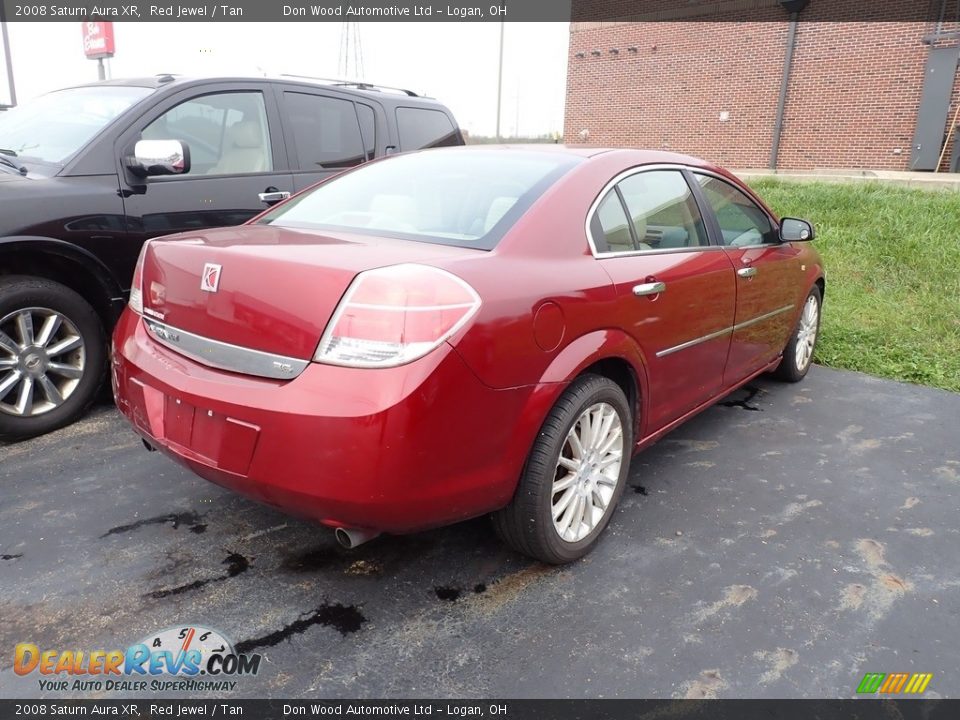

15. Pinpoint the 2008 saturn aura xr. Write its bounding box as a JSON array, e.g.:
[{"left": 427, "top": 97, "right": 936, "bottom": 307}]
[{"left": 112, "top": 146, "right": 824, "bottom": 564}]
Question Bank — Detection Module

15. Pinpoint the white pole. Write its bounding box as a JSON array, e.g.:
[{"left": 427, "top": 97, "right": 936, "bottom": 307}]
[
  {"left": 495, "top": 22, "right": 504, "bottom": 141},
  {"left": 0, "top": 13, "right": 16, "bottom": 106}
]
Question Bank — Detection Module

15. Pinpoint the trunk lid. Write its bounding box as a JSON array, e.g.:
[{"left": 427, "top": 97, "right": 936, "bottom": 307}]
[{"left": 141, "top": 224, "right": 481, "bottom": 361}]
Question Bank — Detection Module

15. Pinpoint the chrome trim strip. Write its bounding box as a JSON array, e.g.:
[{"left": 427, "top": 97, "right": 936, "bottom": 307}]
[
  {"left": 143, "top": 319, "right": 309, "bottom": 380},
  {"left": 596, "top": 245, "right": 727, "bottom": 259},
  {"left": 655, "top": 304, "right": 795, "bottom": 358},
  {"left": 655, "top": 326, "right": 732, "bottom": 358},
  {"left": 733, "top": 304, "right": 795, "bottom": 331}
]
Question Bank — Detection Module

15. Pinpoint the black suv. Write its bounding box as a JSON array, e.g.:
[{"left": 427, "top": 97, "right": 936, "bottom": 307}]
[{"left": 0, "top": 75, "right": 463, "bottom": 440}]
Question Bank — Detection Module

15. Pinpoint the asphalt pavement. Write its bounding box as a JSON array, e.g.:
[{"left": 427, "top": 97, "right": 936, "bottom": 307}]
[{"left": 1, "top": 366, "right": 958, "bottom": 699}]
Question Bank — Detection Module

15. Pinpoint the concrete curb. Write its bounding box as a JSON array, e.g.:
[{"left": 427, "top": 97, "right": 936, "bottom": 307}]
[{"left": 733, "top": 169, "right": 960, "bottom": 192}]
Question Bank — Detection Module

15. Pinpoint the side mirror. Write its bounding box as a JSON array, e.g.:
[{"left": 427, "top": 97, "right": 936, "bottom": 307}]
[
  {"left": 780, "top": 217, "right": 814, "bottom": 242},
  {"left": 128, "top": 139, "right": 191, "bottom": 177}
]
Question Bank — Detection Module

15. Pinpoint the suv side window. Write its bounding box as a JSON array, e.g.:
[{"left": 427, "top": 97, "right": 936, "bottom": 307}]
[
  {"left": 141, "top": 91, "right": 273, "bottom": 176},
  {"left": 283, "top": 92, "right": 365, "bottom": 171},
  {"left": 357, "top": 103, "right": 376, "bottom": 161},
  {"left": 695, "top": 174, "right": 778, "bottom": 246},
  {"left": 396, "top": 107, "right": 460, "bottom": 151}
]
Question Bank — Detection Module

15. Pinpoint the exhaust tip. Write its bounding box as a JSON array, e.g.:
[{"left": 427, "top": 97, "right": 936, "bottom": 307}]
[
  {"left": 334, "top": 528, "right": 354, "bottom": 548},
  {"left": 334, "top": 527, "right": 380, "bottom": 549},
  {"left": 141, "top": 438, "right": 157, "bottom": 452}
]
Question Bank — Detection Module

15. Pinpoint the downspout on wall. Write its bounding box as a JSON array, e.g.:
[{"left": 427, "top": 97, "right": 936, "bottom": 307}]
[{"left": 769, "top": 1, "right": 809, "bottom": 170}]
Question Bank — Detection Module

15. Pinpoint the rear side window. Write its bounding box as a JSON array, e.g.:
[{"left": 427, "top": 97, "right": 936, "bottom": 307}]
[
  {"left": 616, "top": 171, "right": 708, "bottom": 249},
  {"left": 590, "top": 170, "right": 708, "bottom": 254},
  {"left": 283, "top": 92, "right": 365, "bottom": 170},
  {"left": 357, "top": 104, "right": 376, "bottom": 160},
  {"left": 396, "top": 107, "right": 460, "bottom": 151},
  {"left": 590, "top": 191, "right": 634, "bottom": 253}
]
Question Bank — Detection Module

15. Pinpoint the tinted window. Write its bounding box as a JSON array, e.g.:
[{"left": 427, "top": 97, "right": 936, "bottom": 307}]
[
  {"left": 396, "top": 107, "right": 460, "bottom": 151},
  {"left": 617, "top": 171, "right": 707, "bottom": 249},
  {"left": 283, "top": 92, "right": 365, "bottom": 170},
  {"left": 357, "top": 104, "right": 375, "bottom": 160},
  {"left": 590, "top": 191, "right": 634, "bottom": 253},
  {"left": 142, "top": 91, "right": 272, "bottom": 176},
  {"left": 695, "top": 174, "right": 777, "bottom": 246},
  {"left": 261, "top": 150, "right": 580, "bottom": 250}
]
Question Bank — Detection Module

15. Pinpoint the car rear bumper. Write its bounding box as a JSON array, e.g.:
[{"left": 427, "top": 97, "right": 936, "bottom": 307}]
[{"left": 111, "top": 310, "right": 536, "bottom": 533}]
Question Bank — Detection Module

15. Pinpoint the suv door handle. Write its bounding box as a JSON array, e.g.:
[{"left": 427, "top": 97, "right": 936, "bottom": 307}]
[
  {"left": 737, "top": 267, "right": 758, "bottom": 278},
  {"left": 633, "top": 282, "right": 666, "bottom": 297},
  {"left": 259, "top": 191, "right": 291, "bottom": 204}
]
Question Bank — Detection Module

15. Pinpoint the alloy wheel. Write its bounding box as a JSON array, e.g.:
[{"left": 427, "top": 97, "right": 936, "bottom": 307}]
[
  {"left": 795, "top": 294, "right": 819, "bottom": 372},
  {"left": 551, "top": 402, "right": 624, "bottom": 543},
  {"left": 0, "top": 307, "right": 86, "bottom": 417}
]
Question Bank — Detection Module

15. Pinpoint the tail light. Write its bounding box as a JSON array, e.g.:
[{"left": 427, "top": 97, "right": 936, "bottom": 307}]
[
  {"left": 128, "top": 242, "right": 149, "bottom": 315},
  {"left": 314, "top": 264, "right": 481, "bottom": 368}
]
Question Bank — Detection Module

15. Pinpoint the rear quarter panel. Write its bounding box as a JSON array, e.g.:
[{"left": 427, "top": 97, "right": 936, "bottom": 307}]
[{"left": 442, "top": 152, "right": 648, "bottom": 390}]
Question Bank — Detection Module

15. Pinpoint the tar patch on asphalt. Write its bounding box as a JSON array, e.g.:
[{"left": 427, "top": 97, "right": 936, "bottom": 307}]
[
  {"left": 145, "top": 551, "right": 250, "bottom": 599},
  {"left": 235, "top": 603, "right": 367, "bottom": 652},
  {"left": 434, "top": 583, "right": 489, "bottom": 602},
  {"left": 720, "top": 385, "right": 764, "bottom": 411},
  {"left": 281, "top": 545, "right": 344, "bottom": 573},
  {"left": 100, "top": 511, "right": 208, "bottom": 538}
]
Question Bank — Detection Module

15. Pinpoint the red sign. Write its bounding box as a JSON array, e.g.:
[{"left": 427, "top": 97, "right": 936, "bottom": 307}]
[{"left": 82, "top": 22, "right": 115, "bottom": 60}]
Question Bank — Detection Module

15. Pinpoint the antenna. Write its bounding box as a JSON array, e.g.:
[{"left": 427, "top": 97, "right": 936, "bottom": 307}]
[{"left": 338, "top": 22, "right": 364, "bottom": 80}]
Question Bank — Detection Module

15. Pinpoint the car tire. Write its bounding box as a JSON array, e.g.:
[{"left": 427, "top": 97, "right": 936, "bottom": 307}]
[
  {"left": 493, "top": 374, "right": 633, "bottom": 564},
  {"left": 773, "top": 284, "right": 822, "bottom": 383},
  {"left": 0, "top": 276, "right": 106, "bottom": 441}
]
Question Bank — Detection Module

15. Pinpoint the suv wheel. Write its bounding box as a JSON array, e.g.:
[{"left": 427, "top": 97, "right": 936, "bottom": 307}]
[{"left": 0, "top": 276, "right": 106, "bottom": 441}]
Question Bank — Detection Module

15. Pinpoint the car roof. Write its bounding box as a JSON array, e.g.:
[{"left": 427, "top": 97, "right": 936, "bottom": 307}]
[
  {"left": 68, "top": 75, "right": 452, "bottom": 108},
  {"left": 426, "top": 144, "right": 723, "bottom": 170}
]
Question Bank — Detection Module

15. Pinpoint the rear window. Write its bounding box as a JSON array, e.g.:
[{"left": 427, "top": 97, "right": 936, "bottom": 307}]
[
  {"left": 396, "top": 107, "right": 461, "bottom": 151},
  {"left": 260, "top": 150, "right": 580, "bottom": 250},
  {"left": 284, "top": 92, "right": 365, "bottom": 170}
]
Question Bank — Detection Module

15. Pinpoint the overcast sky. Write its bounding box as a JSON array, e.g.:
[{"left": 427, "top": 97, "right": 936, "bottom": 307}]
[{"left": 0, "top": 22, "right": 569, "bottom": 137}]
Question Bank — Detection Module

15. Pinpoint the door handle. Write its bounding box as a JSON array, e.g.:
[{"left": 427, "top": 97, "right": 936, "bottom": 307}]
[
  {"left": 258, "top": 191, "right": 291, "bottom": 204},
  {"left": 633, "top": 282, "right": 666, "bottom": 297},
  {"left": 737, "top": 267, "right": 758, "bottom": 278}
]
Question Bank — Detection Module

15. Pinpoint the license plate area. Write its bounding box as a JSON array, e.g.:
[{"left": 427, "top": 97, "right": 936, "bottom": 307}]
[{"left": 130, "top": 379, "right": 260, "bottom": 475}]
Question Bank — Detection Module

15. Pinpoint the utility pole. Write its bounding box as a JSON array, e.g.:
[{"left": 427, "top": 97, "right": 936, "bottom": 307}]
[
  {"left": 0, "top": 5, "right": 17, "bottom": 107},
  {"left": 495, "top": 21, "right": 504, "bottom": 141}
]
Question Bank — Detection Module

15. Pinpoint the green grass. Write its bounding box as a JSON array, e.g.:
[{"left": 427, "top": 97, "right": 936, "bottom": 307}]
[{"left": 747, "top": 179, "right": 960, "bottom": 393}]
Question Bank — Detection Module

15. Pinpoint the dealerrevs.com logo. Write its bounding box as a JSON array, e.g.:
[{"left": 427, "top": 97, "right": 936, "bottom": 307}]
[{"left": 15, "top": 625, "right": 261, "bottom": 693}]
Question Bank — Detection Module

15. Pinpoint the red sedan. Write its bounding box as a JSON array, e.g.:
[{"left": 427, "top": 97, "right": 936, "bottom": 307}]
[{"left": 112, "top": 146, "right": 823, "bottom": 564}]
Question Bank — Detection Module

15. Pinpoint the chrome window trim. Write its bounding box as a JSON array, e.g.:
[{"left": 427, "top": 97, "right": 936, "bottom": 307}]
[
  {"left": 143, "top": 318, "right": 310, "bottom": 380},
  {"left": 654, "top": 304, "right": 795, "bottom": 359},
  {"left": 585, "top": 163, "right": 728, "bottom": 259}
]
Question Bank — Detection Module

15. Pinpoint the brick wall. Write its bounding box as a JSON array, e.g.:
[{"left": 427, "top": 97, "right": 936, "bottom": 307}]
[{"left": 564, "top": 6, "right": 960, "bottom": 171}]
